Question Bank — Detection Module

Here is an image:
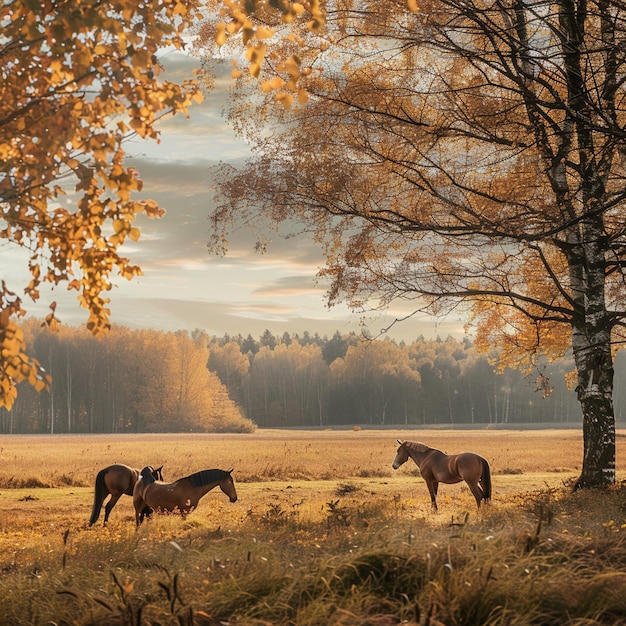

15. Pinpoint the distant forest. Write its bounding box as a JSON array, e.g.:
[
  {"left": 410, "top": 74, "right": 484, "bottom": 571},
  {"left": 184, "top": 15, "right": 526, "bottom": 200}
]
[
  {"left": 208, "top": 330, "right": 590, "bottom": 428},
  {"left": 1, "top": 320, "right": 254, "bottom": 435},
  {"left": 4, "top": 320, "right": 626, "bottom": 434}
]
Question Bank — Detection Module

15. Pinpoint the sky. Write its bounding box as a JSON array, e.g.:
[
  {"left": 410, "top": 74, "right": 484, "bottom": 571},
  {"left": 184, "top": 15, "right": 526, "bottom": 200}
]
[{"left": 2, "top": 51, "right": 467, "bottom": 345}]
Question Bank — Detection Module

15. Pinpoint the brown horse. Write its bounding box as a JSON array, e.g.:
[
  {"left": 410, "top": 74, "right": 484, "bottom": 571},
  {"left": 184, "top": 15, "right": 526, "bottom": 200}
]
[
  {"left": 133, "top": 466, "right": 238, "bottom": 527},
  {"left": 392, "top": 440, "right": 491, "bottom": 510},
  {"left": 89, "top": 464, "right": 163, "bottom": 526}
]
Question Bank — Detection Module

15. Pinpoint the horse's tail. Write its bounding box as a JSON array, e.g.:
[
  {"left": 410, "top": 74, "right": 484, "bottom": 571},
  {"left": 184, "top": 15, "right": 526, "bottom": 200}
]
[
  {"left": 89, "top": 468, "right": 108, "bottom": 526},
  {"left": 481, "top": 457, "right": 492, "bottom": 502}
]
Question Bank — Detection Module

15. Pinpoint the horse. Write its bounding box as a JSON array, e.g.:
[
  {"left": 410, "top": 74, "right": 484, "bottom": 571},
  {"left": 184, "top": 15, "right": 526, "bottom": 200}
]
[
  {"left": 392, "top": 440, "right": 491, "bottom": 510},
  {"left": 89, "top": 464, "right": 163, "bottom": 526},
  {"left": 133, "top": 466, "right": 238, "bottom": 527}
]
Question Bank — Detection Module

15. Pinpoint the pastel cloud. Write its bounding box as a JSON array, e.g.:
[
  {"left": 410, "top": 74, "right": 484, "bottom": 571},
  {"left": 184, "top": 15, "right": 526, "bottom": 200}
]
[
  {"left": 5, "top": 51, "right": 465, "bottom": 343},
  {"left": 253, "top": 275, "right": 326, "bottom": 298}
]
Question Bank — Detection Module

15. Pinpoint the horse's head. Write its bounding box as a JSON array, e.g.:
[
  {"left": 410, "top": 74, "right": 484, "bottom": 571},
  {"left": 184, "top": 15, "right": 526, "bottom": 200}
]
[
  {"left": 140, "top": 466, "right": 157, "bottom": 485},
  {"left": 220, "top": 468, "right": 238, "bottom": 503},
  {"left": 392, "top": 440, "right": 409, "bottom": 469},
  {"left": 152, "top": 465, "right": 164, "bottom": 481}
]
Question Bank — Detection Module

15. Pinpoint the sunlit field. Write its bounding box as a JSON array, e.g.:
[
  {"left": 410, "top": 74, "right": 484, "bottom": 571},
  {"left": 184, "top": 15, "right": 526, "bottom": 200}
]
[{"left": 2, "top": 429, "right": 626, "bottom": 625}]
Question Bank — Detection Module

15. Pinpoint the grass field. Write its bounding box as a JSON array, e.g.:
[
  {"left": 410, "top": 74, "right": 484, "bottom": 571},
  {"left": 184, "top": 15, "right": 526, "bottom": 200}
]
[{"left": 2, "top": 428, "right": 626, "bottom": 625}]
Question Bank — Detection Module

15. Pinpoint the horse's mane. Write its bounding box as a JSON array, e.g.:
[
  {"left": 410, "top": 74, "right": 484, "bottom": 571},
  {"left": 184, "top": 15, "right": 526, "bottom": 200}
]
[
  {"left": 406, "top": 441, "right": 439, "bottom": 453},
  {"left": 184, "top": 469, "right": 231, "bottom": 487}
]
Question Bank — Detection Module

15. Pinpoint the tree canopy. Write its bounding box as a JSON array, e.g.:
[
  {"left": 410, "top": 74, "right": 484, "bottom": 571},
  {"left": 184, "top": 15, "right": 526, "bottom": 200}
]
[
  {"left": 0, "top": 0, "right": 202, "bottom": 409},
  {"left": 200, "top": 0, "right": 626, "bottom": 488}
]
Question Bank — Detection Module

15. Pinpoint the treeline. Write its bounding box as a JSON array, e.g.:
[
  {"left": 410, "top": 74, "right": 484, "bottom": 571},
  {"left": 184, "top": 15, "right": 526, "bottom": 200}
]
[
  {"left": 1, "top": 320, "right": 254, "bottom": 434},
  {"left": 208, "top": 330, "right": 587, "bottom": 428},
  {"left": 8, "top": 321, "right": 626, "bottom": 434}
]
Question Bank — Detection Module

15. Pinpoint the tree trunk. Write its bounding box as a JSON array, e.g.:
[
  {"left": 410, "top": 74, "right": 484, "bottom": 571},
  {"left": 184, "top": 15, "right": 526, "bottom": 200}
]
[
  {"left": 572, "top": 330, "right": 616, "bottom": 489},
  {"left": 570, "top": 214, "right": 616, "bottom": 489},
  {"left": 575, "top": 384, "right": 615, "bottom": 489}
]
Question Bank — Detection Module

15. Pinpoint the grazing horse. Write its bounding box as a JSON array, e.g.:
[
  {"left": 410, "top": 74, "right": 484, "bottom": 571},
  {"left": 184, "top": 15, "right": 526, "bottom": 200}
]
[
  {"left": 89, "top": 464, "right": 163, "bottom": 526},
  {"left": 133, "top": 466, "right": 238, "bottom": 527},
  {"left": 392, "top": 440, "right": 491, "bottom": 510}
]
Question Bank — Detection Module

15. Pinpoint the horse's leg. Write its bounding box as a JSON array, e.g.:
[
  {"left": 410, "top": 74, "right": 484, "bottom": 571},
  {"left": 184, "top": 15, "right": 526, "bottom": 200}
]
[
  {"left": 103, "top": 492, "right": 123, "bottom": 525},
  {"left": 425, "top": 480, "right": 439, "bottom": 510},
  {"left": 466, "top": 480, "right": 485, "bottom": 508},
  {"left": 133, "top": 495, "right": 147, "bottom": 527},
  {"left": 139, "top": 505, "right": 152, "bottom": 524}
]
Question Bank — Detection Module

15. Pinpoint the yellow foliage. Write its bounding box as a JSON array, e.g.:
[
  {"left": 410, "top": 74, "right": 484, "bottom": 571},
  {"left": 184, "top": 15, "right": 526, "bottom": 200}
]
[
  {"left": 276, "top": 92, "right": 294, "bottom": 108},
  {"left": 0, "top": 0, "right": 202, "bottom": 408},
  {"left": 216, "top": 23, "right": 227, "bottom": 45},
  {"left": 0, "top": 311, "right": 51, "bottom": 410},
  {"left": 256, "top": 25, "right": 276, "bottom": 39},
  {"left": 209, "top": 0, "right": 326, "bottom": 92}
]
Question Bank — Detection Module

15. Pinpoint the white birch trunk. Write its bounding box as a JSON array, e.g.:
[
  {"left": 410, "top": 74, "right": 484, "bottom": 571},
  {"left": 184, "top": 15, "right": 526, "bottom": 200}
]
[{"left": 569, "top": 214, "right": 616, "bottom": 489}]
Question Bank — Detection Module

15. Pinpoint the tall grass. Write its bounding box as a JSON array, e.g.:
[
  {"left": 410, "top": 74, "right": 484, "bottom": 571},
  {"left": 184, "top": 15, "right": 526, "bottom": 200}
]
[
  {"left": 3, "top": 483, "right": 626, "bottom": 624},
  {"left": 1, "top": 431, "right": 626, "bottom": 624}
]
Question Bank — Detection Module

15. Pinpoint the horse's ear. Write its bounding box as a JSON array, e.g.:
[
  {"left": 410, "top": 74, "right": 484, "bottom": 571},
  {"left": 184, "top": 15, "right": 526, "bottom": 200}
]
[
  {"left": 156, "top": 465, "right": 163, "bottom": 472},
  {"left": 228, "top": 468, "right": 234, "bottom": 474},
  {"left": 397, "top": 439, "right": 404, "bottom": 445}
]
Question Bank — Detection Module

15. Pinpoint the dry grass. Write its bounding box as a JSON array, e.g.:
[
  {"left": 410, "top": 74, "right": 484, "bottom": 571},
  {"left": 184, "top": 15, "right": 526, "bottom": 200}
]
[
  {"left": 1, "top": 429, "right": 626, "bottom": 625},
  {"left": 0, "top": 427, "right": 606, "bottom": 485}
]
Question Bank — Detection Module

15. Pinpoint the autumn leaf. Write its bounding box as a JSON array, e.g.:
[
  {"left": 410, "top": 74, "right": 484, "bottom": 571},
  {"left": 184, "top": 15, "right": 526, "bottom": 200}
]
[{"left": 0, "top": 0, "right": 202, "bottom": 408}]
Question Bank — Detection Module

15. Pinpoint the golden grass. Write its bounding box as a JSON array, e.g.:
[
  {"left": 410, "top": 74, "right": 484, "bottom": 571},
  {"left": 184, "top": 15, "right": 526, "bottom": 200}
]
[
  {"left": 0, "top": 428, "right": 604, "bottom": 530},
  {"left": 0, "top": 427, "right": 611, "bottom": 483},
  {"left": 1, "top": 428, "right": 626, "bottom": 625}
]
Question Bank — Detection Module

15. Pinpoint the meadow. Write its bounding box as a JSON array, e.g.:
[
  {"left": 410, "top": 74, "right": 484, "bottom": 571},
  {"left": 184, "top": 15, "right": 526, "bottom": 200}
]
[{"left": 1, "top": 428, "right": 626, "bottom": 625}]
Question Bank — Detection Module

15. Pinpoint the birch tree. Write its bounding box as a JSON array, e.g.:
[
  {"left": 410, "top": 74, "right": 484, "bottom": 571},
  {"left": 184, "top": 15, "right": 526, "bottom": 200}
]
[{"left": 203, "top": 0, "right": 626, "bottom": 488}]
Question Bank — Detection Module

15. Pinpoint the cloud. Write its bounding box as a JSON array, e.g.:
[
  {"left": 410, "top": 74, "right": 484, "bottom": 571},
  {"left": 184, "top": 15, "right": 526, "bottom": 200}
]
[
  {"left": 4, "top": 52, "right": 467, "bottom": 344},
  {"left": 253, "top": 275, "right": 326, "bottom": 298},
  {"left": 106, "top": 295, "right": 364, "bottom": 340}
]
